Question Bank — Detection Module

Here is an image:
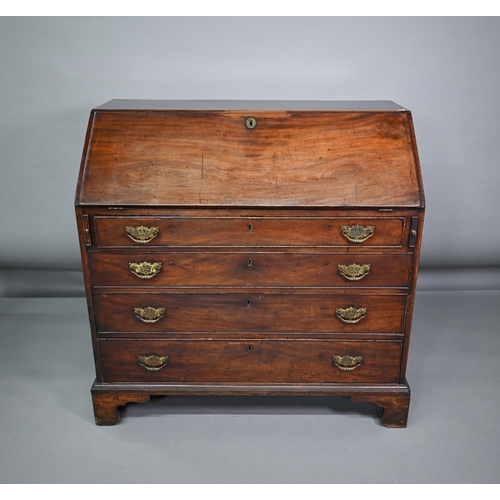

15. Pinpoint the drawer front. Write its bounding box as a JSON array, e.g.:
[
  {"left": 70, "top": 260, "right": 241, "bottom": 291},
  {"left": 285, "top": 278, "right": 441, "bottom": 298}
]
[
  {"left": 94, "top": 292, "right": 407, "bottom": 334},
  {"left": 94, "top": 216, "right": 405, "bottom": 247},
  {"left": 98, "top": 339, "right": 402, "bottom": 383},
  {"left": 88, "top": 252, "right": 412, "bottom": 288}
]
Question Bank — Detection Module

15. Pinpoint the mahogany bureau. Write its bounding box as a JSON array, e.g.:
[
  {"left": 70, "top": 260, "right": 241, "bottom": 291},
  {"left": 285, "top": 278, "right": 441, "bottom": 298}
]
[{"left": 75, "top": 100, "right": 425, "bottom": 427}]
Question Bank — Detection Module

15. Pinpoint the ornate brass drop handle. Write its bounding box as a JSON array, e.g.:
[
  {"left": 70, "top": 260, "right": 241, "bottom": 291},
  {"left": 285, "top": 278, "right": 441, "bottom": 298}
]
[
  {"left": 338, "top": 263, "right": 371, "bottom": 281},
  {"left": 138, "top": 354, "right": 168, "bottom": 371},
  {"left": 332, "top": 354, "right": 363, "bottom": 371},
  {"left": 125, "top": 225, "right": 159, "bottom": 244},
  {"left": 340, "top": 225, "right": 375, "bottom": 243},
  {"left": 134, "top": 307, "right": 165, "bottom": 323},
  {"left": 336, "top": 306, "right": 367, "bottom": 324},
  {"left": 129, "top": 261, "right": 162, "bottom": 279}
]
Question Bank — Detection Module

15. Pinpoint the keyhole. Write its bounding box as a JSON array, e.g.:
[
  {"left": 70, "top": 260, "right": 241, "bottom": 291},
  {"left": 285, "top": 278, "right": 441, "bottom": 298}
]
[
  {"left": 245, "top": 117, "right": 257, "bottom": 129},
  {"left": 248, "top": 345, "right": 252, "bottom": 351},
  {"left": 248, "top": 258, "right": 253, "bottom": 267},
  {"left": 248, "top": 223, "right": 253, "bottom": 232},
  {"left": 247, "top": 299, "right": 251, "bottom": 307}
]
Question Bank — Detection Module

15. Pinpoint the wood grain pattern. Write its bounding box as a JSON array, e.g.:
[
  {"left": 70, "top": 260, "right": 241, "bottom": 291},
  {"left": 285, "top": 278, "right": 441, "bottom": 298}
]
[
  {"left": 88, "top": 252, "right": 412, "bottom": 288},
  {"left": 76, "top": 100, "right": 425, "bottom": 427},
  {"left": 93, "top": 216, "right": 405, "bottom": 247},
  {"left": 91, "top": 390, "right": 150, "bottom": 426},
  {"left": 98, "top": 339, "right": 403, "bottom": 384},
  {"left": 93, "top": 292, "right": 407, "bottom": 334},
  {"left": 90, "top": 379, "right": 411, "bottom": 427},
  {"left": 77, "top": 110, "right": 422, "bottom": 208},
  {"left": 352, "top": 392, "right": 410, "bottom": 428}
]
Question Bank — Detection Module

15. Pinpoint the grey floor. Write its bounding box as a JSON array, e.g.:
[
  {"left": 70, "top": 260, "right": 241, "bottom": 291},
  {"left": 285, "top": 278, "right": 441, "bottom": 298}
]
[{"left": 0, "top": 287, "right": 499, "bottom": 483}]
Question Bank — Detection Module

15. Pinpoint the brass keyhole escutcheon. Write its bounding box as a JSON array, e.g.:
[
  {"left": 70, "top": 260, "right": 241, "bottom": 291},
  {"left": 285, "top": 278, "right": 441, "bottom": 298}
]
[
  {"left": 248, "top": 258, "right": 253, "bottom": 267},
  {"left": 245, "top": 117, "right": 257, "bottom": 129},
  {"left": 248, "top": 223, "right": 253, "bottom": 232}
]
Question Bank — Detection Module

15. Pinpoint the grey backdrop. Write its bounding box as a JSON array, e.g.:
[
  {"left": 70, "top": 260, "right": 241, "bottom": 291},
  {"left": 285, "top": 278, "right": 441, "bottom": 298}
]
[
  {"left": 2, "top": 18, "right": 499, "bottom": 485},
  {"left": 1, "top": 17, "right": 500, "bottom": 278}
]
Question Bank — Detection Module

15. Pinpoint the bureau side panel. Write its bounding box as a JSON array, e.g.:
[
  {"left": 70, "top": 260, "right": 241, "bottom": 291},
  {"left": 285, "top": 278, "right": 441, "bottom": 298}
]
[
  {"left": 399, "top": 209, "right": 425, "bottom": 381},
  {"left": 75, "top": 207, "right": 103, "bottom": 381}
]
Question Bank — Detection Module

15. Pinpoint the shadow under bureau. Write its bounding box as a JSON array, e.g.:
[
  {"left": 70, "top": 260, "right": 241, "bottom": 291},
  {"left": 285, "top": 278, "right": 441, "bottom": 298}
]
[{"left": 75, "top": 100, "right": 425, "bottom": 427}]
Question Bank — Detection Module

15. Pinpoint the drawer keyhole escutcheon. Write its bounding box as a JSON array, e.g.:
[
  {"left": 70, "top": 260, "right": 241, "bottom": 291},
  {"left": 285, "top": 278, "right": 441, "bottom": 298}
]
[
  {"left": 247, "top": 299, "right": 251, "bottom": 307},
  {"left": 340, "top": 225, "right": 375, "bottom": 243},
  {"left": 245, "top": 117, "right": 257, "bottom": 129},
  {"left": 125, "top": 225, "right": 160, "bottom": 243},
  {"left": 332, "top": 355, "right": 363, "bottom": 371},
  {"left": 134, "top": 307, "right": 165, "bottom": 323},
  {"left": 129, "top": 261, "right": 162, "bottom": 279},
  {"left": 338, "top": 263, "right": 371, "bottom": 281},
  {"left": 335, "top": 306, "right": 367, "bottom": 324},
  {"left": 248, "top": 223, "right": 253, "bottom": 232},
  {"left": 248, "top": 258, "right": 253, "bottom": 267},
  {"left": 248, "top": 345, "right": 252, "bottom": 352},
  {"left": 138, "top": 354, "right": 169, "bottom": 371}
]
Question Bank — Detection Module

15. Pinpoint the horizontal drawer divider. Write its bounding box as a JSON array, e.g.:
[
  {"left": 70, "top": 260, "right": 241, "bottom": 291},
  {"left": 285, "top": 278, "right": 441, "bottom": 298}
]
[
  {"left": 91, "top": 286, "right": 410, "bottom": 294},
  {"left": 96, "top": 332, "right": 406, "bottom": 340}
]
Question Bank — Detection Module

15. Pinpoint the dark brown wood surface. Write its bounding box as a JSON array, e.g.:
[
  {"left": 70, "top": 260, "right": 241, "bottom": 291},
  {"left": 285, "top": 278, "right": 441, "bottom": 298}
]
[
  {"left": 77, "top": 109, "right": 422, "bottom": 208},
  {"left": 76, "top": 100, "right": 425, "bottom": 427},
  {"left": 98, "top": 339, "right": 403, "bottom": 384},
  {"left": 88, "top": 252, "right": 412, "bottom": 288},
  {"left": 91, "top": 379, "right": 411, "bottom": 427},
  {"left": 93, "top": 216, "right": 406, "bottom": 247},
  {"left": 93, "top": 292, "right": 407, "bottom": 334}
]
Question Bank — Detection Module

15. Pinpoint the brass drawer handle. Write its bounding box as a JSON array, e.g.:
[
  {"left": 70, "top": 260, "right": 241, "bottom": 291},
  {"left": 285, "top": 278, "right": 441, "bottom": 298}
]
[
  {"left": 332, "top": 355, "right": 363, "bottom": 371},
  {"left": 340, "top": 225, "right": 375, "bottom": 243},
  {"left": 129, "top": 261, "right": 162, "bottom": 279},
  {"left": 125, "top": 225, "right": 159, "bottom": 243},
  {"left": 335, "top": 306, "right": 367, "bottom": 324},
  {"left": 138, "top": 354, "right": 168, "bottom": 371},
  {"left": 134, "top": 307, "right": 165, "bottom": 323},
  {"left": 338, "top": 263, "right": 371, "bottom": 281}
]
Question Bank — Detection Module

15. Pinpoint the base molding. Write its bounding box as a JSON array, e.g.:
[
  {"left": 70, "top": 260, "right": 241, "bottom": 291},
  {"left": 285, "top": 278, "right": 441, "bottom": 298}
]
[{"left": 91, "top": 380, "right": 410, "bottom": 427}]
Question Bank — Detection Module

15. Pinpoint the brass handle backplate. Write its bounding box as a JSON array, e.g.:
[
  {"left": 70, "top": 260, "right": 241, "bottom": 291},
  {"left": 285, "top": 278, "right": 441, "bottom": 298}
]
[
  {"left": 125, "top": 225, "right": 159, "bottom": 243},
  {"left": 138, "top": 354, "right": 168, "bottom": 371},
  {"left": 332, "top": 354, "right": 363, "bottom": 371},
  {"left": 134, "top": 307, "right": 165, "bottom": 323},
  {"left": 335, "top": 306, "right": 367, "bottom": 324},
  {"left": 338, "top": 263, "right": 371, "bottom": 281},
  {"left": 341, "top": 225, "right": 375, "bottom": 243},
  {"left": 129, "top": 261, "right": 162, "bottom": 279}
]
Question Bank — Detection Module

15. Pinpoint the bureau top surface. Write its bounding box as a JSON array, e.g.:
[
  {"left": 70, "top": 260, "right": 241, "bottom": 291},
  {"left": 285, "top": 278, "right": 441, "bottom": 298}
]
[
  {"left": 76, "top": 100, "right": 424, "bottom": 208},
  {"left": 94, "top": 100, "right": 407, "bottom": 111}
]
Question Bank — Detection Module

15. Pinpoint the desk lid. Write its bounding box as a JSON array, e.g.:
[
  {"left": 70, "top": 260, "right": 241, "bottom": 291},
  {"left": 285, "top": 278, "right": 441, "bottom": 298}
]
[{"left": 76, "top": 100, "right": 424, "bottom": 208}]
